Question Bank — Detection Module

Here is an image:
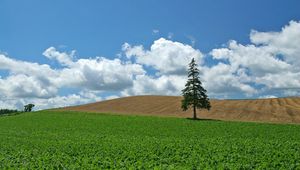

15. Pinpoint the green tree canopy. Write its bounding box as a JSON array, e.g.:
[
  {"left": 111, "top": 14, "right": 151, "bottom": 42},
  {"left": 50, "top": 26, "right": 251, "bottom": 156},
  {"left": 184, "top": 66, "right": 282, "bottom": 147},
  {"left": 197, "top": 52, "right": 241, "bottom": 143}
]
[
  {"left": 181, "top": 58, "right": 211, "bottom": 119},
  {"left": 24, "top": 104, "right": 35, "bottom": 112}
]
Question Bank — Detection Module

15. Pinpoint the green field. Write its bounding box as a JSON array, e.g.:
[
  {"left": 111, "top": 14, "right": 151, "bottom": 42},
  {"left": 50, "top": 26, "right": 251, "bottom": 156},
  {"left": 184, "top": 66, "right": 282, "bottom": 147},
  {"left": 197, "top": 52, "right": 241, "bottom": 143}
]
[{"left": 0, "top": 111, "right": 300, "bottom": 169}]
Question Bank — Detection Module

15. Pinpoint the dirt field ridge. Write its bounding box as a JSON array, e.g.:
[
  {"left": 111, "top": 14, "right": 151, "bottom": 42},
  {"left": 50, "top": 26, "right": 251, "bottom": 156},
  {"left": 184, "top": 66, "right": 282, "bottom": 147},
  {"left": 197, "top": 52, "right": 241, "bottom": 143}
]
[{"left": 58, "top": 95, "right": 300, "bottom": 124}]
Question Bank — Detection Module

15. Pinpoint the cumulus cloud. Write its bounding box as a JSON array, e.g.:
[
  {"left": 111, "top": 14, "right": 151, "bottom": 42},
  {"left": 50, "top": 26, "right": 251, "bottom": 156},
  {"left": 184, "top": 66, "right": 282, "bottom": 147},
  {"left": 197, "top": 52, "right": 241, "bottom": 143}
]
[
  {"left": 201, "top": 63, "right": 257, "bottom": 97},
  {"left": 34, "top": 93, "right": 100, "bottom": 110},
  {"left": 259, "top": 95, "right": 277, "bottom": 99},
  {"left": 43, "top": 47, "right": 75, "bottom": 66},
  {"left": 210, "top": 41, "right": 292, "bottom": 76},
  {"left": 0, "top": 54, "right": 59, "bottom": 98},
  {"left": 0, "top": 99, "right": 25, "bottom": 110},
  {"left": 210, "top": 20, "right": 300, "bottom": 95},
  {"left": 0, "top": 93, "right": 101, "bottom": 110},
  {"left": 0, "top": 49, "right": 145, "bottom": 109},
  {"left": 56, "top": 57, "right": 145, "bottom": 91},
  {"left": 0, "top": 74, "right": 57, "bottom": 98},
  {"left": 121, "top": 75, "right": 186, "bottom": 96},
  {"left": 122, "top": 38, "right": 203, "bottom": 75},
  {"left": 0, "top": 54, "right": 57, "bottom": 78},
  {"left": 42, "top": 47, "right": 145, "bottom": 91},
  {"left": 250, "top": 20, "right": 300, "bottom": 67}
]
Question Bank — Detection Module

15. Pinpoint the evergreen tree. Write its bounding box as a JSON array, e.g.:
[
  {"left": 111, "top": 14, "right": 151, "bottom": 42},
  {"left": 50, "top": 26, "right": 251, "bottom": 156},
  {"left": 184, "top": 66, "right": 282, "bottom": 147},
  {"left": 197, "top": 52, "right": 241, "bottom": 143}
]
[{"left": 181, "top": 58, "right": 211, "bottom": 119}]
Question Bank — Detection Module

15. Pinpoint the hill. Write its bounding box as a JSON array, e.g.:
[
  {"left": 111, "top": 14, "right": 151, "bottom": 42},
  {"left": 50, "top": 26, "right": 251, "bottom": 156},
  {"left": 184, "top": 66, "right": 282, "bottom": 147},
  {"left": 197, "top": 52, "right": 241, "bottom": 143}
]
[{"left": 59, "top": 95, "right": 300, "bottom": 124}]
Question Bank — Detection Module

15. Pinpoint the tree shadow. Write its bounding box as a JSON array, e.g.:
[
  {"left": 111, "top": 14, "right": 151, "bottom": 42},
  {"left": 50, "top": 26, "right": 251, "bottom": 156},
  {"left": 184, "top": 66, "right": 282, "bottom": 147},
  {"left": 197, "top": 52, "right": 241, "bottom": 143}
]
[{"left": 186, "top": 117, "right": 221, "bottom": 122}]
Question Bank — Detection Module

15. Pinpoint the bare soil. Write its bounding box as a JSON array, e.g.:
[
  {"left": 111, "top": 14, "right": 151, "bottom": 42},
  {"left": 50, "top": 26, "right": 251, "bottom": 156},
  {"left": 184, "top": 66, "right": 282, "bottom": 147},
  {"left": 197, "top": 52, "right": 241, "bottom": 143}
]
[{"left": 58, "top": 95, "right": 300, "bottom": 124}]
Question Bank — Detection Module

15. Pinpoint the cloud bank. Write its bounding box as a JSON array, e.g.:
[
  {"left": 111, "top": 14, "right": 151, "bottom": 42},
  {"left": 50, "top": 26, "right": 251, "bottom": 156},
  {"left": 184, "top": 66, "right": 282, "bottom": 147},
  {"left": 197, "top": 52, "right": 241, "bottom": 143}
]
[{"left": 0, "top": 21, "right": 300, "bottom": 110}]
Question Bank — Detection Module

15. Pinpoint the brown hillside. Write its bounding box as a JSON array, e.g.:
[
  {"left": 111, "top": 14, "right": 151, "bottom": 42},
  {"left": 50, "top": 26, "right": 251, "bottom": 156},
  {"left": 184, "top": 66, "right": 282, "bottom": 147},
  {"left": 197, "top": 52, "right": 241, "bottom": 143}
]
[{"left": 58, "top": 95, "right": 300, "bottom": 124}]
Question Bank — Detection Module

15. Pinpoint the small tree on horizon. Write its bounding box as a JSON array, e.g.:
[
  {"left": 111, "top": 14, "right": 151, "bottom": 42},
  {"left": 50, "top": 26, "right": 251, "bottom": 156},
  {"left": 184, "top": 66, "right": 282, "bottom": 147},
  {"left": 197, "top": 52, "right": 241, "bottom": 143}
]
[
  {"left": 181, "top": 58, "right": 211, "bottom": 119},
  {"left": 24, "top": 104, "right": 35, "bottom": 112}
]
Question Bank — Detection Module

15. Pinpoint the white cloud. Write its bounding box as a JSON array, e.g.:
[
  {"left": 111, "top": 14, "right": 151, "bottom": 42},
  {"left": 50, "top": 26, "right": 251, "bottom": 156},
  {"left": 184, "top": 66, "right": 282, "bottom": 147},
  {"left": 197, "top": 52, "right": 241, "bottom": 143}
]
[
  {"left": 0, "top": 54, "right": 58, "bottom": 78},
  {"left": 0, "top": 49, "right": 145, "bottom": 109},
  {"left": 211, "top": 41, "right": 292, "bottom": 77},
  {"left": 186, "top": 35, "right": 196, "bottom": 46},
  {"left": 255, "top": 72, "right": 300, "bottom": 89},
  {"left": 250, "top": 20, "right": 300, "bottom": 67},
  {"left": 283, "top": 89, "right": 300, "bottom": 96},
  {"left": 122, "top": 38, "right": 203, "bottom": 75},
  {"left": 168, "top": 32, "right": 174, "bottom": 39},
  {"left": 0, "top": 99, "right": 25, "bottom": 110},
  {"left": 105, "top": 95, "right": 119, "bottom": 100},
  {"left": 0, "top": 54, "right": 59, "bottom": 98},
  {"left": 0, "top": 74, "right": 57, "bottom": 98},
  {"left": 201, "top": 63, "right": 257, "bottom": 97},
  {"left": 209, "top": 21, "right": 300, "bottom": 95},
  {"left": 49, "top": 57, "right": 142, "bottom": 91},
  {"left": 34, "top": 93, "right": 99, "bottom": 110},
  {"left": 79, "top": 90, "right": 102, "bottom": 101},
  {"left": 0, "top": 50, "right": 145, "bottom": 100},
  {"left": 259, "top": 95, "right": 277, "bottom": 99},
  {"left": 43, "top": 47, "right": 75, "bottom": 66},
  {"left": 0, "top": 92, "right": 100, "bottom": 111},
  {"left": 152, "top": 29, "right": 159, "bottom": 34},
  {"left": 122, "top": 75, "right": 186, "bottom": 96}
]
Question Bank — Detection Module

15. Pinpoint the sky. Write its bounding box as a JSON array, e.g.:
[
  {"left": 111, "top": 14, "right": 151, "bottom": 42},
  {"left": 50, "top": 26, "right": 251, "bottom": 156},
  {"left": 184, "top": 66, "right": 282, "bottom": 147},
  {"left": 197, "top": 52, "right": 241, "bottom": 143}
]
[{"left": 1, "top": 0, "right": 300, "bottom": 110}]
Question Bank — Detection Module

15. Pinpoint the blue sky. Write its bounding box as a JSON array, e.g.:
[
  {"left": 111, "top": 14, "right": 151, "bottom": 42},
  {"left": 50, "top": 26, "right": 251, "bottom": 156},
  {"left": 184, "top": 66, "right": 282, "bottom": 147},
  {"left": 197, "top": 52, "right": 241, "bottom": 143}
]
[
  {"left": 1, "top": 0, "right": 300, "bottom": 109},
  {"left": 1, "top": 0, "right": 299, "bottom": 59}
]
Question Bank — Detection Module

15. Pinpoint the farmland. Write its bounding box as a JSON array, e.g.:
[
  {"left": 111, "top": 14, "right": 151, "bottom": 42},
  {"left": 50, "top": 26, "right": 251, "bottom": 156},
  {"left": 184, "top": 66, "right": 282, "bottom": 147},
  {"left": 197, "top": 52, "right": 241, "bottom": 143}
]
[
  {"left": 61, "top": 95, "right": 300, "bottom": 124},
  {"left": 1, "top": 111, "right": 300, "bottom": 169}
]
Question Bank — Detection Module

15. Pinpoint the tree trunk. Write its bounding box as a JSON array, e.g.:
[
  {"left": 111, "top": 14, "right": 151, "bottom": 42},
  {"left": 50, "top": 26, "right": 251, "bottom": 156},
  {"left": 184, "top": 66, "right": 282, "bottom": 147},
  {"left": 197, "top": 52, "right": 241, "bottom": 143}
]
[
  {"left": 193, "top": 104, "right": 197, "bottom": 119},
  {"left": 192, "top": 71, "right": 197, "bottom": 120}
]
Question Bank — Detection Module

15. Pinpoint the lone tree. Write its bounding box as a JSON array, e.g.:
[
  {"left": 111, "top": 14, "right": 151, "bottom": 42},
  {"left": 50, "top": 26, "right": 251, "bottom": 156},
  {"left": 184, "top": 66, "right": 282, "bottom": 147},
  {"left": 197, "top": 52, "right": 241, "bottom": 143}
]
[
  {"left": 181, "top": 58, "right": 211, "bottom": 119},
  {"left": 24, "top": 104, "right": 35, "bottom": 112}
]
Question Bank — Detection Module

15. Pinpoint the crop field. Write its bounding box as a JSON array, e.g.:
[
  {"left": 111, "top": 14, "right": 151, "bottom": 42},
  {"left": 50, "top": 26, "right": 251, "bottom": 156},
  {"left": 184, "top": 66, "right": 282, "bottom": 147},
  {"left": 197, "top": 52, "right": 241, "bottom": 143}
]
[{"left": 0, "top": 111, "right": 300, "bottom": 169}]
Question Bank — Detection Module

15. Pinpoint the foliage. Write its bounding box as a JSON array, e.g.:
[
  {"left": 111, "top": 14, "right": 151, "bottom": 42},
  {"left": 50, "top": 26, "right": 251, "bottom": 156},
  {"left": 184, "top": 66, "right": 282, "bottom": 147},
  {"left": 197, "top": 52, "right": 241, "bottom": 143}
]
[
  {"left": 0, "top": 111, "right": 299, "bottom": 169},
  {"left": 24, "top": 104, "right": 35, "bottom": 112},
  {"left": 0, "top": 109, "right": 19, "bottom": 115},
  {"left": 182, "top": 58, "right": 211, "bottom": 119}
]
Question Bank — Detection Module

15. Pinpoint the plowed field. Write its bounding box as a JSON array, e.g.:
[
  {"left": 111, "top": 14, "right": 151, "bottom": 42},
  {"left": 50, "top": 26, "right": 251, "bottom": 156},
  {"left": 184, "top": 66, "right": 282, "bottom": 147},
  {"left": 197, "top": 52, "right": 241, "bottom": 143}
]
[{"left": 59, "top": 96, "right": 300, "bottom": 123}]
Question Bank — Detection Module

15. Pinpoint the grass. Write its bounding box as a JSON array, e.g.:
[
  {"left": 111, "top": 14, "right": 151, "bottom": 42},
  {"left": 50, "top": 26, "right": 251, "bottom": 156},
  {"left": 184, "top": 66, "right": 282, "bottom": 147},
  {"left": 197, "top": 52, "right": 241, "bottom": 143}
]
[{"left": 0, "top": 111, "right": 300, "bottom": 169}]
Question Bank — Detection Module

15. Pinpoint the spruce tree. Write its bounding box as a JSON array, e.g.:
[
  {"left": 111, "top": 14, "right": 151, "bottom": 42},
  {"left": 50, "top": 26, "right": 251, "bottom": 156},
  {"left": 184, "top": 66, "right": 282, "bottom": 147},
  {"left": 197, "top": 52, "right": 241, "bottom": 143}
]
[{"left": 182, "top": 58, "right": 211, "bottom": 119}]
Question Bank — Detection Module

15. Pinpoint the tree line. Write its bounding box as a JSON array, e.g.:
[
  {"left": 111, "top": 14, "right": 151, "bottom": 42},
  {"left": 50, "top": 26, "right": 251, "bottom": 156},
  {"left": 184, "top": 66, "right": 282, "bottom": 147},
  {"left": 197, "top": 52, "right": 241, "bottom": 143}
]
[
  {"left": 0, "top": 109, "right": 19, "bottom": 115},
  {"left": 0, "top": 104, "right": 35, "bottom": 116}
]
